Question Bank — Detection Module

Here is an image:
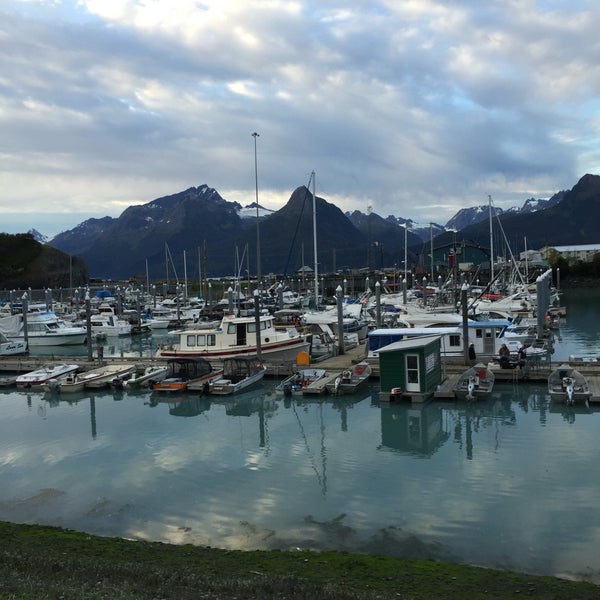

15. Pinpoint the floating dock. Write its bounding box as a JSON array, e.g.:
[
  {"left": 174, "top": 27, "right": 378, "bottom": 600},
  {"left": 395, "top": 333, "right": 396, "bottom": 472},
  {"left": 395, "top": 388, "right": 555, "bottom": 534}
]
[{"left": 3, "top": 346, "right": 600, "bottom": 403}]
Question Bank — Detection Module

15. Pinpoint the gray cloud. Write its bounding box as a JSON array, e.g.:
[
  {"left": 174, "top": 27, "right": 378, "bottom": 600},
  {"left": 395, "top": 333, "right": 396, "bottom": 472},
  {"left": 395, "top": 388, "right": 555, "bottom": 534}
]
[{"left": 1, "top": 1, "right": 598, "bottom": 237}]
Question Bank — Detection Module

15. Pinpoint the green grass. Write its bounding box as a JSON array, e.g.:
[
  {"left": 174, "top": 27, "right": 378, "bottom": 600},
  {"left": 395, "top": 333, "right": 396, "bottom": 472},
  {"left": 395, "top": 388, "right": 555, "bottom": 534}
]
[{"left": 0, "top": 521, "right": 598, "bottom": 599}]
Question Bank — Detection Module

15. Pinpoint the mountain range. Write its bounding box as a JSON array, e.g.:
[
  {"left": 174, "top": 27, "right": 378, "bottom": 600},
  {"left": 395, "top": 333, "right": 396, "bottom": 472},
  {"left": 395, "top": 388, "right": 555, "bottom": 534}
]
[{"left": 46, "top": 174, "right": 597, "bottom": 280}]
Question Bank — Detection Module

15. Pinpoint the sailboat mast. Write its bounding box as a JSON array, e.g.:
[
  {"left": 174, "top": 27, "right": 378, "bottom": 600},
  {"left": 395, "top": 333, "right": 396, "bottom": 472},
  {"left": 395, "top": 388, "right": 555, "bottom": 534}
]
[
  {"left": 252, "top": 132, "right": 261, "bottom": 290},
  {"left": 197, "top": 246, "right": 202, "bottom": 296},
  {"left": 488, "top": 195, "right": 494, "bottom": 285},
  {"left": 311, "top": 171, "right": 319, "bottom": 308},
  {"left": 430, "top": 222, "right": 434, "bottom": 280},
  {"left": 524, "top": 236, "right": 529, "bottom": 281},
  {"left": 183, "top": 250, "right": 188, "bottom": 296},
  {"left": 165, "top": 242, "right": 169, "bottom": 290}
]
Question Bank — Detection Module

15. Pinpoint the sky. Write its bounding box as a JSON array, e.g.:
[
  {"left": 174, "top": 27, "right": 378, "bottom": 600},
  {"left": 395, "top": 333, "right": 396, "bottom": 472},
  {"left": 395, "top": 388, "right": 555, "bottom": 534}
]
[{"left": 1, "top": 0, "right": 599, "bottom": 238}]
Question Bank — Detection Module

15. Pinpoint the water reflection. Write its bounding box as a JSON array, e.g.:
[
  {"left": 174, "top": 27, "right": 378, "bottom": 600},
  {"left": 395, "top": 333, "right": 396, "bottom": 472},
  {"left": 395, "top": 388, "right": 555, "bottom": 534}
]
[
  {"left": 548, "top": 398, "right": 599, "bottom": 424},
  {"left": 378, "top": 395, "right": 521, "bottom": 460},
  {"left": 379, "top": 403, "right": 448, "bottom": 457},
  {"left": 148, "top": 394, "right": 212, "bottom": 418},
  {"left": 30, "top": 331, "right": 176, "bottom": 359}
]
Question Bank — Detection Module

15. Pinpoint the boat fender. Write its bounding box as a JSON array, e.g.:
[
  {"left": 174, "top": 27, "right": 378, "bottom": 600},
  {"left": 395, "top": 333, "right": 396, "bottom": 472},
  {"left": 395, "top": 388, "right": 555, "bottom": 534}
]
[{"left": 390, "top": 387, "right": 402, "bottom": 400}]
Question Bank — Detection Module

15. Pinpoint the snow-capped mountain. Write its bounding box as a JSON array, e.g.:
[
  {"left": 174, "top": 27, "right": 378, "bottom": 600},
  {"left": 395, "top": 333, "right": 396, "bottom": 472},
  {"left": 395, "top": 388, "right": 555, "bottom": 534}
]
[
  {"left": 237, "top": 202, "right": 275, "bottom": 218},
  {"left": 28, "top": 229, "right": 48, "bottom": 244}
]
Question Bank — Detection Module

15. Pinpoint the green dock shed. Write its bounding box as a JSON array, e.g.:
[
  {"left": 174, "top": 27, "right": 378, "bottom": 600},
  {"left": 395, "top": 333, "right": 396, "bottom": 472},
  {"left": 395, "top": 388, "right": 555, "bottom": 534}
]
[{"left": 378, "top": 335, "right": 443, "bottom": 403}]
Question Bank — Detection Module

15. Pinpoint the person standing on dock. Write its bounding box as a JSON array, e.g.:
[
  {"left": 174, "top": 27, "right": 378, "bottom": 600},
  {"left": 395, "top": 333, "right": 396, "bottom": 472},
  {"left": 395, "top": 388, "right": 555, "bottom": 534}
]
[
  {"left": 468, "top": 343, "right": 476, "bottom": 365},
  {"left": 499, "top": 343, "right": 510, "bottom": 368}
]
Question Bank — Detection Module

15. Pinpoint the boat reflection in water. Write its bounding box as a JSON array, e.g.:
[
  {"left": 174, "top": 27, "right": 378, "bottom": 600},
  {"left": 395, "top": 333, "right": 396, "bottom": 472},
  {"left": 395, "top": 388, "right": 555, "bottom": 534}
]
[
  {"left": 28, "top": 330, "right": 176, "bottom": 359},
  {"left": 168, "top": 395, "right": 212, "bottom": 418}
]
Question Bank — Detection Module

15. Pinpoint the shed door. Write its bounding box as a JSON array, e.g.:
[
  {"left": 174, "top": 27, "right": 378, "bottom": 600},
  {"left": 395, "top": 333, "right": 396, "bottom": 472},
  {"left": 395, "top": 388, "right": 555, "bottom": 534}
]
[{"left": 405, "top": 354, "right": 420, "bottom": 392}]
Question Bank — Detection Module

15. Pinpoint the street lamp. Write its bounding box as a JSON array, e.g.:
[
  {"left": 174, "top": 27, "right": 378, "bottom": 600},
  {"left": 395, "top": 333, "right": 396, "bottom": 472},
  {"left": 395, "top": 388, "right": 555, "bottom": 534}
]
[
  {"left": 252, "top": 132, "right": 261, "bottom": 289},
  {"left": 403, "top": 223, "right": 408, "bottom": 284}
]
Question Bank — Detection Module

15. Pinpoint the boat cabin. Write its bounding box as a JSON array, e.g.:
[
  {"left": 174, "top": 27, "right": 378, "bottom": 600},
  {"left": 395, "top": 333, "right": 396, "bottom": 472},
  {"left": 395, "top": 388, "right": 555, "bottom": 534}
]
[{"left": 367, "top": 320, "right": 510, "bottom": 362}]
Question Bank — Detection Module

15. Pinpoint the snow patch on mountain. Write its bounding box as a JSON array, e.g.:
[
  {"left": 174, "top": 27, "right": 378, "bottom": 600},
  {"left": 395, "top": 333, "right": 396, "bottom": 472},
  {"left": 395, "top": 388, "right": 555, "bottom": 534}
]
[{"left": 237, "top": 202, "right": 274, "bottom": 218}]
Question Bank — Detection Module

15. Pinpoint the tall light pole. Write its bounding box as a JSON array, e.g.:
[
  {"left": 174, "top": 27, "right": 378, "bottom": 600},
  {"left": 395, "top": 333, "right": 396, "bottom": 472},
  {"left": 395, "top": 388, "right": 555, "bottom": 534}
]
[
  {"left": 252, "top": 132, "right": 261, "bottom": 289},
  {"left": 404, "top": 223, "right": 408, "bottom": 283}
]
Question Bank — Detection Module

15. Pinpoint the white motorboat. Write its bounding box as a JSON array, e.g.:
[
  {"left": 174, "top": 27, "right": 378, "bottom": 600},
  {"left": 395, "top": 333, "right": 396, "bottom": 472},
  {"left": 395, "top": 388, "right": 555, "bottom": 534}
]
[
  {"left": 208, "top": 356, "right": 267, "bottom": 395},
  {"left": 90, "top": 303, "right": 132, "bottom": 336},
  {"left": 302, "top": 304, "right": 370, "bottom": 342},
  {"left": 89, "top": 313, "right": 132, "bottom": 337},
  {"left": 16, "top": 363, "right": 80, "bottom": 391},
  {"left": 0, "top": 311, "right": 87, "bottom": 346},
  {"left": 158, "top": 312, "right": 309, "bottom": 362}
]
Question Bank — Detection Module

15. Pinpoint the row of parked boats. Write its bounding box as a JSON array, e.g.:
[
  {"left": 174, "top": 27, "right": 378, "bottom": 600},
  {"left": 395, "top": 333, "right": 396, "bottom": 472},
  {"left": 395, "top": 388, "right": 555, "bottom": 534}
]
[
  {"left": 4, "top": 350, "right": 374, "bottom": 399},
  {"left": 453, "top": 361, "right": 592, "bottom": 406}
]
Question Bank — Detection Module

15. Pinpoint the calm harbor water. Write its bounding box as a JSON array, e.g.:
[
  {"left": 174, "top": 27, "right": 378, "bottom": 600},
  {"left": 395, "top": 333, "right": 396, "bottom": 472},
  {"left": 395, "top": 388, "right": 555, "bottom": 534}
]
[{"left": 1, "top": 287, "right": 600, "bottom": 583}]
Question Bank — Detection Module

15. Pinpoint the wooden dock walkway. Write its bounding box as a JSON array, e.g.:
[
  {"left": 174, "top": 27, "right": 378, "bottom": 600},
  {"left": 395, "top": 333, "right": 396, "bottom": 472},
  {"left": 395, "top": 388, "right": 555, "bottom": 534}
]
[{"left": 3, "top": 347, "right": 600, "bottom": 403}]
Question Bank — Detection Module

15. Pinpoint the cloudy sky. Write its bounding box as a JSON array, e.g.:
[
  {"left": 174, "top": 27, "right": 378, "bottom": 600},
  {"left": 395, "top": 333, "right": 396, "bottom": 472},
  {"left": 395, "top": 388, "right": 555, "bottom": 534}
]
[{"left": 1, "top": 0, "right": 599, "bottom": 238}]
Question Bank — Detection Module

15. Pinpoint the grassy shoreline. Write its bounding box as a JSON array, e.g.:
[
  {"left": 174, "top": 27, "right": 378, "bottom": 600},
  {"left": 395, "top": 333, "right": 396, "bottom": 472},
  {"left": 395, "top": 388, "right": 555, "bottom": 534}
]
[{"left": 1, "top": 521, "right": 598, "bottom": 599}]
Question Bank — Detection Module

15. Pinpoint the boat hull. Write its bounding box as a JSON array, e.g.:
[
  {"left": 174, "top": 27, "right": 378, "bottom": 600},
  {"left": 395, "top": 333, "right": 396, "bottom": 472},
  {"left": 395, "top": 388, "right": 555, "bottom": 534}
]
[
  {"left": 22, "top": 333, "right": 87, "bottom": 346},
  {"left": 0, "top": 340, "right": 27, "bottom": 355},
  {"left": 160, "top": 339, "right": 310, "bottom": 362}
]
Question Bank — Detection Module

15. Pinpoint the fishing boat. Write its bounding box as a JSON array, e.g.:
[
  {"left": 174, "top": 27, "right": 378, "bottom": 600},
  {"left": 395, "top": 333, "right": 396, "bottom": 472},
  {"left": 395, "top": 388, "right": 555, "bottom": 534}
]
[
  {"left": 158, "top": 312, "right": 309, "bottom": 362},
  {"left": 453, "top": 362, "right": 495, "bottom": 401},
  {"left": 111, "top": 363, "right": 169, "bottom": 389},
  {"left": 16, "top": 363, "right": 80, "bottom": 391},
  {"left": 151, "top": 357, "right": 222, "bottom": 393},
  {"left": 44, "top": 371, "right": 85, "bottom": 393},
  {"left": 325, "top": 361, "right": 372, "bottom": 395},
  {"left": 275, "top": 368, "right": 327, "bottom": 396},
  {"left": 548, "top": 364, "right": 592, "bottom": 406},
  {"left": 207, "top": 356, "right": 267, "bottom": 395}
]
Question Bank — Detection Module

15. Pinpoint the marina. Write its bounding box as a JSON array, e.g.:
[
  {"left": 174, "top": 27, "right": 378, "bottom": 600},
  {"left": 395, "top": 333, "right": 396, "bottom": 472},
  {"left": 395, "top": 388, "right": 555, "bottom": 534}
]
[
  {"left": 2, "top": 287, "right": 600, "bottom": 585},
  {"left": 4, "top": 317, "right": 600, "bottom": 402}
]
